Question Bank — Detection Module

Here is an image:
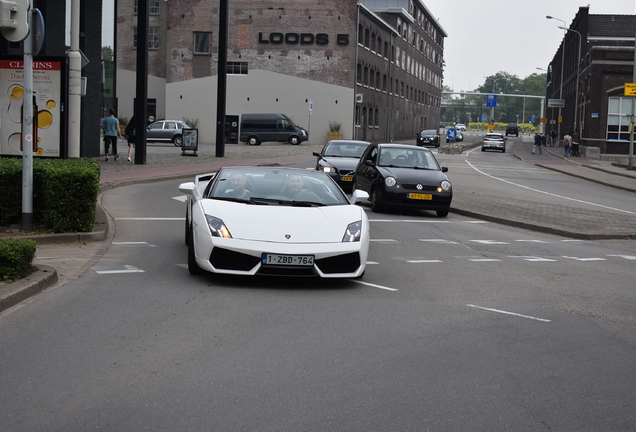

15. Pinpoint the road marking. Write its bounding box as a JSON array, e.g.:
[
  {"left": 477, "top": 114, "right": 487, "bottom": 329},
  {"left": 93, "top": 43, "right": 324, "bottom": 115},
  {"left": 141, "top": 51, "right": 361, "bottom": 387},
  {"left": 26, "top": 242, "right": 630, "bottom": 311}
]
[
  {"left": 173, "top": 195, "right": 187, "bottom": 202},
  {"left": 115, "top": 217, "right": 184, "bottom": 221},
  {"left": 351, "top": 280, "right": 398, "bottom": 291},
  {"left": 112, "top": 242, "right": 156, "bottom": 247},
  {"left": 468, "top": 258, "right": 501, "bottom": 262},
  {"left": 465, "top": 160, "right": 636, "bottom": 215},
  {"left": 419, "top": 239, "right": 459, "bottom": 244},
  {"left": 370, "top": 239, "right": 399, "bottom": 243},
  {"left": 366, "top": 261, "right": 379, "bottom": 265},
  {"left": 509, "top": 256, "right": 557, "bottom": 262},
  {"left": 92, "top": 265, "right": 145, "bottom": 274},
  {"left": 562, "top": 256, "right": 607, "bottom": 261},
  {"left": 467, "top": 304, "right": 551, "bottom": 322},
  {"left": 470, "top": 240, "right": 509, "bottom": 244},
  {"left": 369, "top": 219, "right": 450, "bottom": 223},
  {"left": 515, "top": 239, "right": 551, "bottom": 243},
  {"left": 607, "top": 254, "right": 636, "bottom": 260},
  {"left": 407, "top": 259, "right": 443, "bottom": 263},
  {"left": 465, "top": 220, "right": 489, "bottom": 223}
]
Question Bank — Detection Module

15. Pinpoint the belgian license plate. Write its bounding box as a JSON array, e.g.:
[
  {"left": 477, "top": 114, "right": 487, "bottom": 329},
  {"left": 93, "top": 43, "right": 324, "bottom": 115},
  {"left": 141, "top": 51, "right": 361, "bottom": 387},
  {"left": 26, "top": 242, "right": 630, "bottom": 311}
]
[
  {"left": 408, "top": 193, "right": 432, "bottom": 200},
  {"left": 262, "top": 253, "right": 315, "bottom": 266},
  {"left": 340, "top": 176, "right": 353, "bottom": 182}
]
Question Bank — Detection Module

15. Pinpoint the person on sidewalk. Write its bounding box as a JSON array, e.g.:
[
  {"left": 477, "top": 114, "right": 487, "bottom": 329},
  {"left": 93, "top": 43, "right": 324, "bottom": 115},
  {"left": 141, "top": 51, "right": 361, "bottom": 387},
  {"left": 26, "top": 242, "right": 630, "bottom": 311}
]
[
  {"left": 125, "top": 116, "right": 136, "bottom": 162},
  {"left": 102, "top": 108, "right": 122, "bottom": 161},
  {"left": 532, "top": 131, "right": 543, "bottom": 155},
  {"left": 572, "top": 130, "right": 581, "bottom": 157},
  {"left": 563, "top": 132, "right": 573, "bottom": 157},
  {"left": 549, "top": 128, "right": 557, "bottom": 146}
]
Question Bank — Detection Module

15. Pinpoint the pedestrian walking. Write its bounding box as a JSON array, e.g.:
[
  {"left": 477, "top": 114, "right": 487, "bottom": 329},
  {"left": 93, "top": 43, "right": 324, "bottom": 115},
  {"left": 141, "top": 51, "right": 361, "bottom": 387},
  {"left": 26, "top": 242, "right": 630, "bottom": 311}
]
[
  {"left": 563, "top": 132, "right": 573, "bottom": 157},
  {"left": 549, "top": 128, "right": 557, "bottom": 146},
  {"left": 125, "top": 116, "right": 136, "bottom": 161},
  {"left": 572, "top": 130, "right": 581, "bottom": 157},
  {"left": 102, "top": 108, "right": 122, "bottom": 161},
  {"left": 532, "top": 131, "right": 543, "bottom": 155}
]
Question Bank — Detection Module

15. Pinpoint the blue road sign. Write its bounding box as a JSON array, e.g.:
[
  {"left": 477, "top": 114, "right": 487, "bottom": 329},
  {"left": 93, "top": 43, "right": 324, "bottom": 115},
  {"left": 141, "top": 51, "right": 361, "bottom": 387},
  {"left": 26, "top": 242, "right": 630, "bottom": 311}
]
[
  {"left": 531, "top": 115, "right": 536, "bottom": 123},
  {"left": 481, "top": 114, "right": 486, "bottom": 122},
  {"left": 446, "top": 128, "right": 458, "bottom": 140},
  {"left": 486, "top": 94, "right": 497, "bottom": 108}
]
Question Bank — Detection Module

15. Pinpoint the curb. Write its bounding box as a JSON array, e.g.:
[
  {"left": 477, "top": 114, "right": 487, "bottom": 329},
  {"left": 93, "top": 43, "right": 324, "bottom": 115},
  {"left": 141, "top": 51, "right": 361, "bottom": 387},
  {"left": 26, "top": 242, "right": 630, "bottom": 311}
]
[{"left": 0, "top": 264, "right": 57, "bottom": 313}]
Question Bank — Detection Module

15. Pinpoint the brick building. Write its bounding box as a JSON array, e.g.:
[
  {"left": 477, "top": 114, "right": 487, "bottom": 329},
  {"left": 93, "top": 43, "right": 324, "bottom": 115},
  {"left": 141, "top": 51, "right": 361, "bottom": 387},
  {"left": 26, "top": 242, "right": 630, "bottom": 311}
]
[
  {"left": 544, "top": 6, "right": 636, "bottom": 155},
  {"left": 115, "top": 0, "right": 446, "bottom": 144}
]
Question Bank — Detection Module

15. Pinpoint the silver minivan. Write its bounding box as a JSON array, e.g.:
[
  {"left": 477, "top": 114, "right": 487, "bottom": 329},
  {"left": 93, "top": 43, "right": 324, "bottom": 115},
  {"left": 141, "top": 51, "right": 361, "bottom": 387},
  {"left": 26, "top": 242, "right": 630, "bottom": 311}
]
[{"left": 239, "top": 113, "right": 308, "bottom": 146}]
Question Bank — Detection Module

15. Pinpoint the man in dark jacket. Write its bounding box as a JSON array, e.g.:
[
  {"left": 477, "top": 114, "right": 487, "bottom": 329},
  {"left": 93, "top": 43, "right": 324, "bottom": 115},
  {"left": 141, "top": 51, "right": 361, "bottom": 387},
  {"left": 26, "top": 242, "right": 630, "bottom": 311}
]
[{"left": 532, "top": 131, "right": 543, "bottom": 155}]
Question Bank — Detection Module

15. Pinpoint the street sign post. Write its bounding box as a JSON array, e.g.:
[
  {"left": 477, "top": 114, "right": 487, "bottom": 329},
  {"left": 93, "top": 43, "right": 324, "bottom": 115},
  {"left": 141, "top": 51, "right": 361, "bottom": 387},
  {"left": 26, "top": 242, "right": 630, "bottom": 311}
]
[
  {"left": 548, "top": 99, "right": 565, "bottom": 108},
  {"left": 624, "top": 83, "right": 636, "bottom": 96}
]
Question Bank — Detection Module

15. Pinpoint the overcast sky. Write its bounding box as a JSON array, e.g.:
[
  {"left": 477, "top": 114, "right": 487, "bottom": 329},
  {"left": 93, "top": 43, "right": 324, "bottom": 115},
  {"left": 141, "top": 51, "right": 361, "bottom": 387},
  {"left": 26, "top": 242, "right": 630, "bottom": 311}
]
[{"left": 423, "top": 0, "right": 636, "bottom": 93}]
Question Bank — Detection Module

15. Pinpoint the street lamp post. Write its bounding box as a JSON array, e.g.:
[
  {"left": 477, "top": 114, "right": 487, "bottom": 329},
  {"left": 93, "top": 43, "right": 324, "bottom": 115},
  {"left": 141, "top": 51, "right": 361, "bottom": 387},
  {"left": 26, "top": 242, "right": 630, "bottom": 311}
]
[
  {"left": 515, "top": 90, "right": 526, "bottom": 133},
  {"left": 547, "top": 16, "right": 566, "bottom": 145},
  {"left": 559, "top": 26, "right": 582, "bottom": 135},
  {"left": 485, "top": 76, "right": 501, "bottom": 123}
]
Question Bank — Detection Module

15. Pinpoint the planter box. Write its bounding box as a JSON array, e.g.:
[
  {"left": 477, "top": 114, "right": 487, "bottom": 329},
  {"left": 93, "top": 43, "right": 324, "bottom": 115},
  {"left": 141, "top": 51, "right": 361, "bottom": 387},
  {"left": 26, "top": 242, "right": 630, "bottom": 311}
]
[{"left": 327, "top": 132, "right": 343, "bottom": 140}]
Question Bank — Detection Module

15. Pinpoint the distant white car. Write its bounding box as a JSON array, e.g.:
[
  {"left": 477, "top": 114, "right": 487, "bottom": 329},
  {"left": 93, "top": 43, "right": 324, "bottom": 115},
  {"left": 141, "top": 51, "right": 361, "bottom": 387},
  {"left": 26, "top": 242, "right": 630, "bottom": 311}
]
[
  {"left": 455, "top": 123, "right": 466, "bottom": 131},
  {"left": 146, "top": 120, "right": 191, "bottom": 146},
  {"left": 179, "top": 166, "right": 370, "bottom": 278}
]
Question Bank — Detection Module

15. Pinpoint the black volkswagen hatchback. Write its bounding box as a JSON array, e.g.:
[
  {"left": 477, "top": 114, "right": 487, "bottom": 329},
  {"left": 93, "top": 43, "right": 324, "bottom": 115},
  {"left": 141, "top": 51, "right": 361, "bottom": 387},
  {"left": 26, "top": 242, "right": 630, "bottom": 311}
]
[{"left": 353, "top": 143, "right": 452, "bottom": 217}]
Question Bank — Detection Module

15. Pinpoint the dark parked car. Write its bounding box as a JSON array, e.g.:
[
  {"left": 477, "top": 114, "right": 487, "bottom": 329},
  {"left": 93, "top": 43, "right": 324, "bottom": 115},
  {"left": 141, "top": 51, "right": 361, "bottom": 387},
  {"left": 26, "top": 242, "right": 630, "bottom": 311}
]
[
  {"left": 146, "top": 120, "right": 192, "bottom": 146},
  {"left": 353, "top": 143, "right": 452, "bottom": 217},
  {"left": 416, "top": 129, "right": 440, "bottom": 147},
  {"left": 313, "top": 139, "right": 371, "bottom": 192},
  {"left": 505, "top": 123, "right": 519, "bottom": 136}
]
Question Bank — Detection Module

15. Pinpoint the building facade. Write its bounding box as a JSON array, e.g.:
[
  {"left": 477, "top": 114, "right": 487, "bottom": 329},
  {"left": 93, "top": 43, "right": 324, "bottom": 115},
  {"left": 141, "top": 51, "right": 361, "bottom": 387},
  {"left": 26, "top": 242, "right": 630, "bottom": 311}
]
[
  {"left": 115, "top": 0, "right": 446, "bottom": 144},
  {"left": 545, "top": 7, "right": 636, "bottom": 155}
]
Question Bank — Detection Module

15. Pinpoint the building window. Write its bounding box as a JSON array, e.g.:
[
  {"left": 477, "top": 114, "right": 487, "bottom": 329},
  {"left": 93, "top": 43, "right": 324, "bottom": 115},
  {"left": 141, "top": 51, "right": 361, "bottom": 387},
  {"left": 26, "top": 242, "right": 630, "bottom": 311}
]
[
  {"left": 227, "top": 62, "right": 248, "bottom": 74},
  {"left": 133, "top": 26, "right": 160, "bottom": 49},
  {"left": 607, "top": 97, "right": 634, "bottom": 141},
  {"left": 194, "top": 32, "right": 211, "bottom": 54},
  {"left": 134, "top": 0, "right": 160, "bottom": 15}
]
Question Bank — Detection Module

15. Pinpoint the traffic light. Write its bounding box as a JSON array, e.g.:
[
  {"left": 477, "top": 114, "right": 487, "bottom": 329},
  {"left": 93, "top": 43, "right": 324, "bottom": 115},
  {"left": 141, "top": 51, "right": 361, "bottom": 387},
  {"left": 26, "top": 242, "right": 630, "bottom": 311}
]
[{"left": 0, "top": 0, "right": 30, "bottom": 43}]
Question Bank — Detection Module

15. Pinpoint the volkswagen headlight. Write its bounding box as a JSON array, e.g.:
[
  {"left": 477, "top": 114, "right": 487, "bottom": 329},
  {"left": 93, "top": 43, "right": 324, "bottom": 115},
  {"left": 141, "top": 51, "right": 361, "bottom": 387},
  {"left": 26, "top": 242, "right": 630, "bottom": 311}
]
[
  {"left": 342, "top": 221, "right": 362, "bottom": 242},
  {"left": 205, "top": 215, "right": 232, "bottom": 238},
  {"left": 385, "top": 177, "right": 397, "bottom": 187},
  {"left": 321, "top": 166, "right": 336, "bottom": 173},
  {"left": 439, "top": 180, "right": 451, "bottom": 192}
]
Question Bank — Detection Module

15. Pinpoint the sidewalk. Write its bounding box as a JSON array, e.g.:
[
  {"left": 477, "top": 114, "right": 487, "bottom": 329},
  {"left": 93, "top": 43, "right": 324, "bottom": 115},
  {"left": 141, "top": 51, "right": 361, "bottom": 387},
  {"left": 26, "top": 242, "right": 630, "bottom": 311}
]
[{"left": 2, "top": 138, "right": 635, "bottom": 313}]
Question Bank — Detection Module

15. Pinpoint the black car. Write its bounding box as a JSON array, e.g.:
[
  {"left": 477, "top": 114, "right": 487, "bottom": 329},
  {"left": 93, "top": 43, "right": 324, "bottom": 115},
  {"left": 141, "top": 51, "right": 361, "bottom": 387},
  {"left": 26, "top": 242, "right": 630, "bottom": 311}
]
[
  {"left": 313, "top": 139, "right": 371, "bottom": 192},
  {"left": 416, "top": 129, "right": 440, "bottom": 147},
  {"left": 353, "top": 143, "right": 452, "bottom": 217},
  {"left": 505, "top": 123, "right": 519, "bottom": 136}
]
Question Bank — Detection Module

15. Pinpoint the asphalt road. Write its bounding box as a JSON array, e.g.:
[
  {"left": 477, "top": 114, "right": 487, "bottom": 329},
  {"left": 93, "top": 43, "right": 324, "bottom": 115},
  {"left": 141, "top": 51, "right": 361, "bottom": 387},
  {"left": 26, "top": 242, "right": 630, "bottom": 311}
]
[{"left": 1, "top": 148, "right": 635, "bottom": 431}]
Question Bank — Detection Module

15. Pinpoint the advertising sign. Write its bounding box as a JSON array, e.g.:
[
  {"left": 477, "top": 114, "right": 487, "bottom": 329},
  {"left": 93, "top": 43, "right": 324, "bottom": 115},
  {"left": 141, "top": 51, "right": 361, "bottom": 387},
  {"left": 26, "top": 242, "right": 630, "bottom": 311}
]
[{"left": 0, "top": 59, "right": 62, "bottom": 157}]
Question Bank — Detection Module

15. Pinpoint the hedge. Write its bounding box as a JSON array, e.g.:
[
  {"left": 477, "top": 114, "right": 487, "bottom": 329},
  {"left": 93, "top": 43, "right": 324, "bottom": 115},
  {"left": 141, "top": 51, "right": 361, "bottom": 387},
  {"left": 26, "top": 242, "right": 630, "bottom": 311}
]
[
  {"left": 0, "top": 238, "right": 37, "bottom": 282},
  {"left": 0, "top": 158, "right": 100, "bottom": 232}
]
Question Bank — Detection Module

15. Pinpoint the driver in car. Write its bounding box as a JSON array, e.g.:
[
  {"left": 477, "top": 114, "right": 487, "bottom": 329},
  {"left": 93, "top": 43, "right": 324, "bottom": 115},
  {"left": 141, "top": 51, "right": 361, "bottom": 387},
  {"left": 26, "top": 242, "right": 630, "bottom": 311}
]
[{"left": 223, "top": 173, "right": 253, "bottom": 200}]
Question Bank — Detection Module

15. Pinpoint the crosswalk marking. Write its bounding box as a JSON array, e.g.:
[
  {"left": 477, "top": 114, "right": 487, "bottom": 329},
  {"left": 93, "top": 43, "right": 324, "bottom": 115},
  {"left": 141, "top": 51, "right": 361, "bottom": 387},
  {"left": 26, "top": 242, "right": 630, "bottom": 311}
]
[
  {"left": 418, "top": 239, "right": 459, "bottom": 244},
  {"left": 509, "top": 256, "right": 557, "bottom": 262},
  {"left": 562, "top": 256, "right": 607, "bottom": 261},
  {"left": 607, "top": 254, "right": 636, "bottom": 260}
]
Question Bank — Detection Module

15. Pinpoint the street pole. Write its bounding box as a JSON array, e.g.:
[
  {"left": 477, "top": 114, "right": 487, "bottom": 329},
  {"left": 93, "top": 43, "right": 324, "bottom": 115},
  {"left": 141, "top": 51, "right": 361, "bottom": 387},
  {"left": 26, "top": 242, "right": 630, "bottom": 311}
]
[
  {"left": 21, "top": 0, "right": 33, "bottom": 231},
  {"left": 548, "top": 16, "right": 566, "bottom": 145},
  {"left": 560, "top": 27, "right": 582, "bottom": 134},
  {"left": 630, "top": 22, "right": 635, "bottom": 169}
]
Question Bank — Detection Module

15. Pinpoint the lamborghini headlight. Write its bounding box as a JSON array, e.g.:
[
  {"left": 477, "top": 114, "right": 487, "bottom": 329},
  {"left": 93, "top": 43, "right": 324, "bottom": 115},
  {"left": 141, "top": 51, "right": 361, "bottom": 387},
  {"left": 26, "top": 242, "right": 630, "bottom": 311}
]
[
  {"left": 342, "top": 221, "right": 362, "bottom": 242},
  {"left": 205, "top": 215, "right": 232, "bottom": 238}
]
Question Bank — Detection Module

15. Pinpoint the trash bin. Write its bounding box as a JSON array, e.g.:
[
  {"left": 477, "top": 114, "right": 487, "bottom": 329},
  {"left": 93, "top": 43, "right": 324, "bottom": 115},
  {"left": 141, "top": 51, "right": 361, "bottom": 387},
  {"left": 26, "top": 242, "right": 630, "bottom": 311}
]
[{"left": 181, "top": 128, "right": 198, "bottom": 156}]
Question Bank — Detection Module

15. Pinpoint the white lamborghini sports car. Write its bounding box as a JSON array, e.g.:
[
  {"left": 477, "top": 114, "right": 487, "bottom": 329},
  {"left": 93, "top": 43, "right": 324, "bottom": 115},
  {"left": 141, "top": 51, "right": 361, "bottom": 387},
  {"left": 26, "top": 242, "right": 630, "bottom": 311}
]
[{"left": 178, "top": 166, "right": 370, "bottom": 278}]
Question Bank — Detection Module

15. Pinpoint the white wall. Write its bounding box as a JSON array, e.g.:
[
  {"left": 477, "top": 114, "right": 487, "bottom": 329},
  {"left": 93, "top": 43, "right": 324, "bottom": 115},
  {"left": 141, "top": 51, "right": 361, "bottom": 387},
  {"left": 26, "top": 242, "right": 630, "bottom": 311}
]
[
  {"left": 116, "top": 69, "right": 167, "bottom": 120},
  {"left": 165, "top": 69, "right": 354, "bottom": 144}
]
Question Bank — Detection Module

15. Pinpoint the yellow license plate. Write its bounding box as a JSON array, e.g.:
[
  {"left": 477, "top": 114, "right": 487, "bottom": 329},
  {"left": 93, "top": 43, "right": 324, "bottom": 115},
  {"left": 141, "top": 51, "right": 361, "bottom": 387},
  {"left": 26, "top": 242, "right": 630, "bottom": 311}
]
[
  {"left": 408, "top": 193, "right": 432, "bottom": 200},
  {"left": 341, "top": 176, "right": 353, "bottom": 182}
]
